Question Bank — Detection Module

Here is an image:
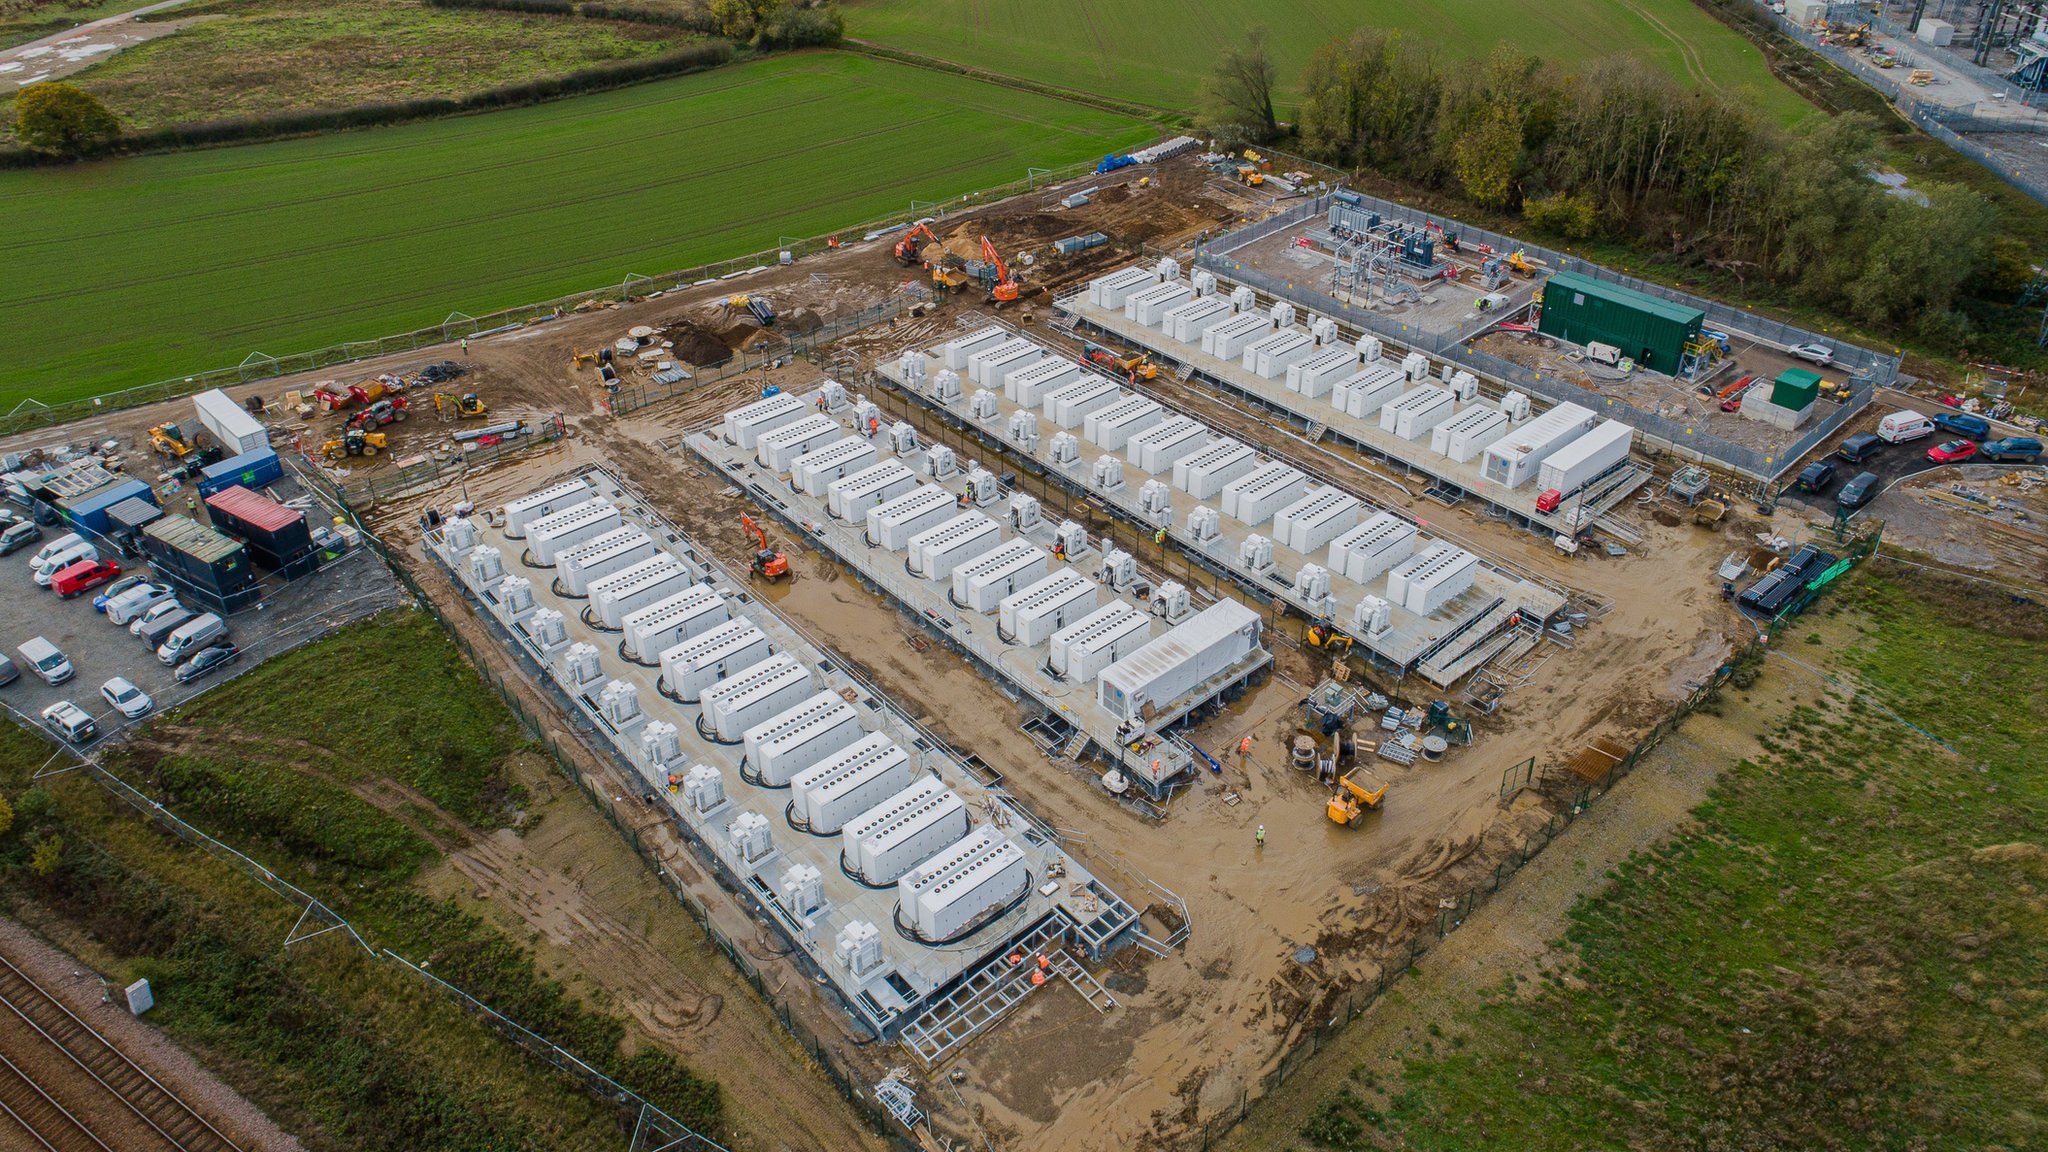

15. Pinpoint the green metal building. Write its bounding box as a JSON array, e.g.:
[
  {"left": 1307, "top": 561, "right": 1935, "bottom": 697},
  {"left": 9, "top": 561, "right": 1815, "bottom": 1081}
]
[
  {"left": 1770, "top": 368, "right": 1822, "bottom": 412},
  {"left": 1536, "top": 270, "right": 1705, "bottom": 374}
]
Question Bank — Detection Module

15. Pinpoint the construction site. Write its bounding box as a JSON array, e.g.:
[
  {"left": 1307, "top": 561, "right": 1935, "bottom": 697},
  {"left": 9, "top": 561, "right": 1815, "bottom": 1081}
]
[{"left": 3, "top": 144, "right": 2030, "bottom": 1152}]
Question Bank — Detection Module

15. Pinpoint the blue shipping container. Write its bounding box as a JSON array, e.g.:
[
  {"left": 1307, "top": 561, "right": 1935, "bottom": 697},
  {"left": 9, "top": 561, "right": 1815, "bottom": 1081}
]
[
  {"left": 57, "top": 478, "right": 156, "bottom": 536},
  {"left": 198, "top": 448, "right": 283, "bottom": 498}
]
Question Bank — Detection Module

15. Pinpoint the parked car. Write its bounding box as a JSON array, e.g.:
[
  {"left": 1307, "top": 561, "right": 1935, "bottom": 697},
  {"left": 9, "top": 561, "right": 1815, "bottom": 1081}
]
[
  {"left": 52, "top": 558, "right": 122, "bottom": 599},
  {"left": 0, "top": 521, "right": 40, "bottom": 556},
  {"left": 31, "top": 540, "right": 97, "bottom": 587},
  {"left": 106, "top": 583, "right": 175, "bottom": 626},
  {"left": 0, "top": 654, "right": 17, "bottom": 688},
  {"left": 1927, "top": 439, "right": 1977, "bottom": 464},
  {"left": 1834, "top": 432, "right": 1885, "bottom": 465},
  {"left": 1932, "top": 412, "right": 1991, "bottom": 439},
  {"left": 174, "top": 642, "right": 240, "bottom": 684},
  {"left": 158, "top": 612, "right": 226, "bottom": 665},
  {"left": 1793, "top": 461, "right": 1837, "bottom": 494},
  {"left": 1877, "top": 410, "right": 1936, "bottom": 444},
  {"left": 17, "top": 637, "right": 73, "bottom": 685},
  {"left": 92, "top": 574, "right": 151, "bottom": 612},
  {"left": 1837, "top": 471, "right": 1881, "bottom": 510},
  {"left": 130, "top": 598, "right": 188, "bottom": 637},
  {"left": 40, "top": 700, "right": 95, "bottom": 745},
  {"left": 1788, "top": 342, "right": 1835, "bottom": 365},
  {"left": 1980, "top": 437, "right": 2044, "bottom": 463},
  {"left": 99, "top": 676, "right": 153, "bottom": 719}
]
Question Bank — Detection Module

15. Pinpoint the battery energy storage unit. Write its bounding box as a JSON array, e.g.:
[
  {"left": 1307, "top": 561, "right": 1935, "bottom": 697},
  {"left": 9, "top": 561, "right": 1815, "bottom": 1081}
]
[
  {"left": 701, "top": 654, "right": 814, "bottom": 743},
  {"left": 1096, "top": 600, "right": 1261, "bottom": 725},
  {"left": 1163, "top": 297, "right": 1232, "bottom": 344},
  {"left": 1084, "top": 396, "right": 1163, "bottom": 451},
  {"left": 952, "top": 539, "right": 1049, "bottom": 613},
  {"left": 906, "top": 512, "right": 1000, "bottom": 580},
  {"left": 1273, "top": 488, "right": 1363, "bottom": 555},
  {"left": 623, "top": 584, "right": 728, "bottom": 661},
  {"left": 1174, "top": 439, "right": 1258, "bottom": 499},
  {"left": 830, "top": 461, "right": 918, "bottom": 522},
  {"left": 997, "top": 569, "right": 1099, "bottom": 646},
  {"left": 744, "top": 692, "right": 867, "bottom": 787},
  {"left": 1126, "top": 281, "right": 1192, "bottom": 326},
  {"left": 723, "top": 393, "right": 808, "bottom": 449},
  {"left": 792, "top": 437, "right": 879, "bottom": 497},
  {"left": 1048, "top": 601, "right": 1151, "bottom": 682},
  {"left": 1326, "top": 512, "right": 1417, "bottom": 583},
  {"left": 504, "top": 479, "right": 592, "bottom": 537},
  {"left": 843, "top": 777, "right": 969, "bottom": 884},
  {"left": 898, "top": 826, "right": 1028, "bottom": 941},
  {"left": 755, "top": 414, "right": 841, "bottom": 473},
  {"left": 556, "top": 527, "right": 655, "bottom": 597},
  {"left": 789, "top": 734, "right": 912, "bottom": 834},
  {"left": 1379, "top": 386, "right": 1456, "bottom": 441},
  {"left": 1043, "top": 376, "right": 1122, "bottom": 429},
  {"left": 1335, "top": 366, "right": 1407, "bottom": 420},
  {"left": 1088, "top": 267, "right": 1159, "bottom": 311},
  {"left": 1221, "top": 462, "right": 1308, "bottom": 525},
  {"left": 1204, "top": 313, "right": 1269, "bottom": 361},
  {"left": 1129, "top": 417, "right": 1208, "bottom": 473},
  {"left": 1006, "top": 358, "right": 1080, "bottom": 407},
  {"left": 526, "top": 500, "right": 621, "bottom": 566},
  {"left": 1431, "top": 406, "right": 1509, "bottom": 463},
  {"left": 658, "top": 618, "right": 770, "bottom": 701},
  {"left": 1386, "top": 543, "right": 1478, "bottom": 615},
  {"left": 967, "top": 339, "right": 1040, "bottom": 388},
  {"left": 1243, "top": 330, "right": 1314, "bottom": 379},
  {"left": 1288, "top": 349, "right": 1356, "bottom": 399},
  {"left": 940, "top": 326, "right": 1006, "bottom": 371},
  {"left": 867, "top": 484, "right": 956, "bottom": 550}
]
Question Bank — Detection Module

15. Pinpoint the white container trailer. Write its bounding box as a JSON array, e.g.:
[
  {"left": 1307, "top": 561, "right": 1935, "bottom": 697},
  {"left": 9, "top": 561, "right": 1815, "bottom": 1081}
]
[
  {"left": 1379, "top": 386, "right": 1455, "bottom": 440},
  {"left": 624, "top": 584, "right": 728, "bottom": 662},
  {"left": 1536, "top": 419, "right": 1633, "bottom": 494},
  {"left": 906, "top": 512, "right": 1000, "bottom": 581},
  {"left": 1043, "top": 376, "right": 1122, "bottom": 429},
  {"left": 1007, "top": 358, "right": 1079, "bottom": 407},
  {"left": 829, "top": 461, "right": 917, "bottom": 522},
  {"left": 1164, "top": 297, "right": 1232, "bottom": 344},
  {"left": 1097, "top": 600, "right": 1262, "bottom": 725},
  {"left": 952, "top": 538, "right": 1049, "bottom": 612},
  {"left": 1337, "top": 366, "right": 1409, "bottom": 421},
  {"left": 1431, "top": 406, "right": 1508, "bottom": 463},
  {"left": 1089, "top": 266, "right": 1159, "bottom": 311},
  {"left": 1387, "top": 544, "right": 1477, "bottom": 616},
  {"left": 790, "top": 734, "right": 911, "bottom": 834},
  {"left": 556, "top": 527, "right": 654, "bottom": 597},
  {"left": 1084, "top": 396, "right": 1163, "bottom": 451},
  {"left": 792, "top": 437, "right": 878, "bottom": 497},
  {"left": 1287, "top": 349, "right": 1356, "bottom": 399},
  {"left": 1327, "top": 512, "right": 1416, "bottom": 583},
  {"left": 659, "top": 618, "right": 769, "bottom": 701},
  {"left": 791, "top": 739, "right": 907, "bottom": 835},
  {"left": 526, "top": 501, "right": 621, "bottom": 566},
  {"left": 1204, "top": 313, "right": 1269, "bottom": 361},
  {"left": 192, "top": 389, "right": 269, "bottom": 455},
  {"left": 1244, "top": 331, "right": 1315, "bottom": 379},
  {"left": 755, "top": 414, "right": 840, "bottom": 473},
  {"left": 745, "top": 693, "right": 866, "bottom": 787},
  {"left": 722, "top": 393, "right": 807, "bottom": 449},
  {"left": 1174, "top": 439, "right": 1258, "bottom": 499},
  {"left": 997, "top": 569, "right": 1099, "bottom": 646},
  {"left": 1481, "top": 402, "right": 1598, "bottom": 489},
  {"left": 702, "top": 654, "right": 813, "bottom": 743},
  {"left": 592, "top": 555, "right": 691, "bottom": 630},
  {"left": 504, "top": 479, "right": 593, "bottom": 538},
  {"left": 966, "top": 338, "right": 1037, "bottom": 387},
  {"left": 1127, "top": 281, "right": 1192, "bottom": 326},
  {"left": 900, "top": 827, "right": 1028, "bottom": 941},
  {"left": 1129, "top": 417, "right": 1208, "bottom": 474},
  {"left": 845, "top": 778, "right": 969, "bottom": 884},
  {"left": 1048, "top": 601, "right": 1151, "bottom": 682},
  {"left": 1221, "top": 462, "right": 1308, "bottom": 525},
  {"left": 1273, "top": 488, "right": 1363, "bottom": 555},
  {"left": 867, "top": 485, "right": 957, "bottom": 551},
  {"left": 941, "top": 326, "right": 1006, "bottom": 371}
]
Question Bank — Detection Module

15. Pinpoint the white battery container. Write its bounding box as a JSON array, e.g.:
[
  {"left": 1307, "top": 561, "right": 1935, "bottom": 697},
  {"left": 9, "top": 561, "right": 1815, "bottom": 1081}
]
[
  {"left": 744, "top": 692, "right": 866, "bottom": 787},
  {"left": 1326, "top": 512, "right": 1417, "bottom": 583},
  {"left": 1174, "top": 439, "right": 1257, "bottom": 499},
  {"left": 940, "top": 326, "right": 1005, "bottom": 370},
  {"left": 951, "top": 538, "right": 1049, "bottom": 613},
  {"left": 1536, "top": 419, "right": 1633, "bottom": 494},
  {"left": 592, "top": 555, "right": 692, "bottom": 630},
  {"left": 906, "top": 511, "right": 999, "bottom": 580},
  {"left": 1220, "top": 462, "right": 1308, "bottom": 525},
  {"left": 526, "top": 500, "right": 620, "bottom": 566},
  {"left": 996, "top": 568, "right": 1099, "bottom": 646},
  {"left": 1336, "top": 366, "right": 1407, "bottom": 420},
  {"left": 624, "top": 584, "right": 728, "bottom": 661},
  {"left": 899, "top": 826, "right": 1028, "bottom": 941},
  {"left": 556, "top": 527, "right": 655, "bottom": 597},
  {"left": 504, "top": 479, "right": 592, "bottom": 538},
  {"left": 755, "top": 414, "right": 840, "bottom": 473},
  {"left": 829, "top": 461, "right": 918, "bottom": 522},
  {"left": 1128, "top": 417, "right": 1208, "bottom": 473},
  {"left": 1273, "top": 488, "right": 1363, "bottom": 555},
  {"left": 1088, "top": 267, "right": 1159, "bottom": 310},
  {"left": 1007, "top": 358, "right": 1080, "bottom": 407},
  {"left": 722, "top": 393, "right": 808, "bottom": 449},
  {"left": 791, "top": 437, "right": 878, "bottom": 497},
  {"left": 790, "top": 734, "right": 912, "bottom": 834},
  {"left": 1243, "top": 330, "right": 1314, "bottom": 379},
  {"left": 1048, "top": 601, "right": 1151, "bottom": 682},
  {"left": 867, "top": 484, "right": 956, "bottom": 550},
  {"left": 1096, "top": 600, "right": 1261, "bottom": 725},
  {"left": 1084, "top": 396, "right": 1163, "bottom": 451},
  {"left": 658, "top": 618, "right": 769, "bottom": 701},
  {"left": 702, "top": 654, "right": 813, "bottom": 744},
  {"left": 1204, "top": 313, "right": 1269, "bottom": 360},
  {"left": 1431, "top": 406, "right": 1509, "bottom": 463},
  {"left": 1043, "top": 376, "right": 1122, "bottom": 429},
  {"left": 844, "top": 778, "right": 969, "bottom": 884},
  {"left": 967, "top": 339, "right": 1040, "bottom": 388},
  {"left": 1287, "top": 348, "right": 1357, "bottom": 399},
  {"left": 1163, "top": 296, "right": 1232, "bottom": 344},
  {"left": 1379, "top": 386, "right": 1455, "bottom": 441}
]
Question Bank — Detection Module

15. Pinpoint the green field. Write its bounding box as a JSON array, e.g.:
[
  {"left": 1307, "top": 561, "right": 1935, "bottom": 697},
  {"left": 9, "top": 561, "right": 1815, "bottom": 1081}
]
[
  {"left": 845, "top": 0, "right": 1813, "bottom": 122},
  {"left": 0, "top": 0, "right": 160, "bottom": 49},
  {"left": 0, "top": 51, "right": 1148, "bottom": 406},
  {"left": 1289, "top": 571, "right": 2048, "bottom": 1150}
]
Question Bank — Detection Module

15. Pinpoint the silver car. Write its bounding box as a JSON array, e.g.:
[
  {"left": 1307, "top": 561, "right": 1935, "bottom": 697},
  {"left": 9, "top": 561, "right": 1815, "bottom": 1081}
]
[
  {"left": 106, "top": 582, "right": 176, "bottom": 626},
  {"left": 100, "top": 677, "right": 154, "bottom": 719}
]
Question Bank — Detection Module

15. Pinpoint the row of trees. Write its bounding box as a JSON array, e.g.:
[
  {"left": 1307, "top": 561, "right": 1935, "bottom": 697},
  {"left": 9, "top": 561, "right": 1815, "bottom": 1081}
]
[{"left": 1203, "top": 31, "right": 2024, "bottom": 353}]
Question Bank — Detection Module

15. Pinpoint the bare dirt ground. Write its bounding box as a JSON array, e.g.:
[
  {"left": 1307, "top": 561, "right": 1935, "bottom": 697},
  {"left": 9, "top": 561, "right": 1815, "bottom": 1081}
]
[{"left": 0, "top": 916, "right": 305, "bottom": 1152}]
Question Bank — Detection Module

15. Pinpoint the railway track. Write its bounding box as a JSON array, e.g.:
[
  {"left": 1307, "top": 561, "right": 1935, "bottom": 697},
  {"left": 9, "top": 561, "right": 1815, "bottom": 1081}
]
[{"left": 0, "top": 953, "right": 245, "bottom": 1152}]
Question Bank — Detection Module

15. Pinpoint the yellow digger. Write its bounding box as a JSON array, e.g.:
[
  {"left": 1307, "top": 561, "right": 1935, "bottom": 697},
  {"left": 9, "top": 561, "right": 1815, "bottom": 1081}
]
[
  {"left": 1305, "top": 621, "right": 1353, "bottom": 657},
  {"left": 149, "top": 423, "right": 195, "bottom": 458},
  {"left": 321, "top": 428, "right": 387, "bottom": 460},
  {"left": 1326, "top": 766, "right": 1388, "bottom": 827},
  {"left": 434, "top": 392, "right": 488, "bottom": 420}
]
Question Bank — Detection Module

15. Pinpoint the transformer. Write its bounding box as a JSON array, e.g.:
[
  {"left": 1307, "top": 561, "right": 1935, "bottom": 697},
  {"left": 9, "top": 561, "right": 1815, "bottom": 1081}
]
[
  {"left": 1401, "top": 351, "right": 1430, "bottom": 381},
  {"left": 1352, "top": 595, "right": 1393, "bottom": 636},
  {"left": 527, "top": 607, "right": 567, "bottom": 650},
  {"left": 924, "top": 444, "right": 959, "bottom": 480},
  {"left": 598, "top": 680, "right": 641, "bottom": 728},
  {"left": 1008, "top": 493, "right": 1041, "bottom": 531},
  {"left": 835, "top": 920, "right": 884, "bottom": 976},
  {"left": 728, "top": 811, "right": 772, "bottom": 866},
  {"left": 559, "top": 641, "right": 602, "bottom": 688},
  {"left": 1099, "top": 548, "right": 1137, "bottom": 591},
  {"left": 1007, "top": 408, "right": 1041, "bottom": 454},
  {"left": 1186, "top": 505, "right": 1221, "bottom": 543},
  {"left": 1048, "top": 431, "right": 1081, "bottom": 467},
  {"left": 1138, "top": 479, "right": 1173, "bottom": 523},
  {"left": 1239, "top": 533, "right": 1275, "bottom": 573},
  {"left": 932, "top": 369, "right": 963, "bottom": 403},
  {"left": 682, "top": 763, "right": 725, "bottom": 814},
  {"left": 969, "top": 389, "right": 1000, "bottom": 420},
  {"left": 886, "top": 421, "right": 918, "bottom": 454},
  {"left": 777, "top": 862, "right": 825, "bottom": 919},
  {"left": 1091, "top": 455, "right": 1126, "bottom": 492},
  {"left": 1053, "top": 520, "right": 1090, "bottom": 559},
  {"left": 1151, "top": 580, "right": 1190, "bottom": 620}
]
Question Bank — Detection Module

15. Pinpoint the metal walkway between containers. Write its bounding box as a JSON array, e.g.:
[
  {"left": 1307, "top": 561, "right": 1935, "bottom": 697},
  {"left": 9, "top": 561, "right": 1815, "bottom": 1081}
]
[
  {"left": 1055, "top": 295, "right": 1652, "bottom": 535},
  {"left": 872, "top": 348, "right": 1565, "bottom": 687}
]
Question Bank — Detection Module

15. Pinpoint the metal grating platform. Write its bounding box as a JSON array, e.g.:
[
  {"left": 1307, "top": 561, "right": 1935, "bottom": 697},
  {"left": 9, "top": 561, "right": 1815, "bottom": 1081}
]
[{"left": 899, "top": 915, "right": 1073, "bottom": 1066}]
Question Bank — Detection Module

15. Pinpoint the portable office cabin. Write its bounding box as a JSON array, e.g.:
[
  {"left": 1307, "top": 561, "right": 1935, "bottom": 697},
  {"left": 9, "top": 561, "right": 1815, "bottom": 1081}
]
[
  {"left": 1097, "top": 600, "right": 1261, "bottom": 726},
  {"left": 829, "top": 461, "right": 918, "bottom": 522},
  {"left": 658, "top": 618, "right": 770, "bottom": 701},
  {"left": 1536, "top": 270, "right": 1702, "bottom": 374},
  {"left": 142, "top": 514, "right": 256, "bottom": 610},
  {"left": 203, "top": 485, "right": 312, "bottom": 575},
  {"left": 1007, "top": 358, "right": 1080, "bottom": 407},
  {"left": 1480, "top": 402, "right": 1598, "bottom": 489},
  {"left": 197, "top": 449, "right": 283, "bottom": 498},
  {"left": 791, "top": 437, "right": 878, "bottom": 498},
  {"left": 1129, "top": 417, "right": 1208, "bottom": 473},
  {"left": 624, "top": 584, "right": 728, "bottom": 662},
  {"left": 192, "top": 388, "right": 269, "bottom": 455},
  {"left": 1084, "top": 396, "right": 1163, "bottom": 451},
  {"left": 58, "top": 478, "right": 153, "bottom": 537},
  {"left": 105, "top": 497, "right": 162, "bottom": 550},
  {"left": 997, "top": 569, "right": 1098, "bottom": 646}
]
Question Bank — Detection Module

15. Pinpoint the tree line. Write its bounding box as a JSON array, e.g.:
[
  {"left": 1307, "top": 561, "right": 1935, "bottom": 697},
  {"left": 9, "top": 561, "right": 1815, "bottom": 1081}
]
[{"left": 1203, "top": 30, "right": 2036, "bottom": 361}]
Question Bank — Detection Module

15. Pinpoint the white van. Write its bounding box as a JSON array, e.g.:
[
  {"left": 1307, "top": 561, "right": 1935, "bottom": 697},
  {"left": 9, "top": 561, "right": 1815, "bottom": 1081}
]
[
  {"left": 27, "top": 532, "right": 82, "bottom": 570},
  {"left": 32, "top": 540, "right": 97, "bottom": 586},
  {"left": 18, "top": 636, "right": 74, "bottom": 685},
  {"left": 1877, "top": 410, "right": 1935, "bottom": 444},
  {"left": 130, "top": 597, "right": 188, "bottom": 637},
  {"left": 158, "top": 612, "right": 226, "bottom": 665}
]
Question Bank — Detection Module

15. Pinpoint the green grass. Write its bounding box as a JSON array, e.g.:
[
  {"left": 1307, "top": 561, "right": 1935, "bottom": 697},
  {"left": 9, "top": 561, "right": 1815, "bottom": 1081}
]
[
  {"left": 0, "top": 0, "right": 699, "bottom": 140},
  {"left": 844, "top": 0, "right": 1814, "bottom": 124},
  {"left": 0, "top": 610, "right": 722, "bottom": 1150},
  {"left": 1296, "top": 572, "right": 2048, "bottom": 1150},
  {"left": 0, "top": 0, "right": 161, "bottom": 49},
  {"left": 0, "top": 50, "right": 1149, "bottom": 407}
]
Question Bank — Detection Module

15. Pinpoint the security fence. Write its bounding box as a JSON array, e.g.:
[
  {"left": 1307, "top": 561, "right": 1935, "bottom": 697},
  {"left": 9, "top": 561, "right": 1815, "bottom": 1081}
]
[
  {"left": 1194, "top": 192, "right": 1892, "bottom": 480},
  {"left": 324, "top": 415, "right": 568, "bottom": 508}
]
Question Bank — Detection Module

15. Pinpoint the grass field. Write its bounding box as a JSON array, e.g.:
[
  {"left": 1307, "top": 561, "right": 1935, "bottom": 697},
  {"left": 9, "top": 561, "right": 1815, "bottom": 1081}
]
[
  {"left": 0, "top": 0, "right": 157, "bottom": 49},
  {"left": 845, "top": 0, "right": 1814, "bottom": 123},
  {"left": 1291, "top": 571, "right": 2048, "bottom": 1150},
  {"left": 0, "top": 51, "right": 1147, "bottom": 406},
  {"left": 0, "top": 0, "right": 700, "bottom": 140}
]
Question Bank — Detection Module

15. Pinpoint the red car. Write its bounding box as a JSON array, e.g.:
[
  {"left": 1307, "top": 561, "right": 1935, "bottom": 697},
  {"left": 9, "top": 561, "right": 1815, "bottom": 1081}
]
[
  {"left": 1927, "top": 439, "right": 1977, "bottom": 464},
  {"left": 51, "top": 558, "right": 122, "bottom": 599}
]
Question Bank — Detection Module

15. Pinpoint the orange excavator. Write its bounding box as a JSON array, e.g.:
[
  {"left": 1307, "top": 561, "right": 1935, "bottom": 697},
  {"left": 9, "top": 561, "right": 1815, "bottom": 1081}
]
[
  {"left": 741, "top": 513, "right": 790, "bottom": 581},
  {"left": 982, "top": 236, "right": 1021, "bottom": 306},
  {"left": 894, "top": 222, "right": 942, "bottom": 266}
]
